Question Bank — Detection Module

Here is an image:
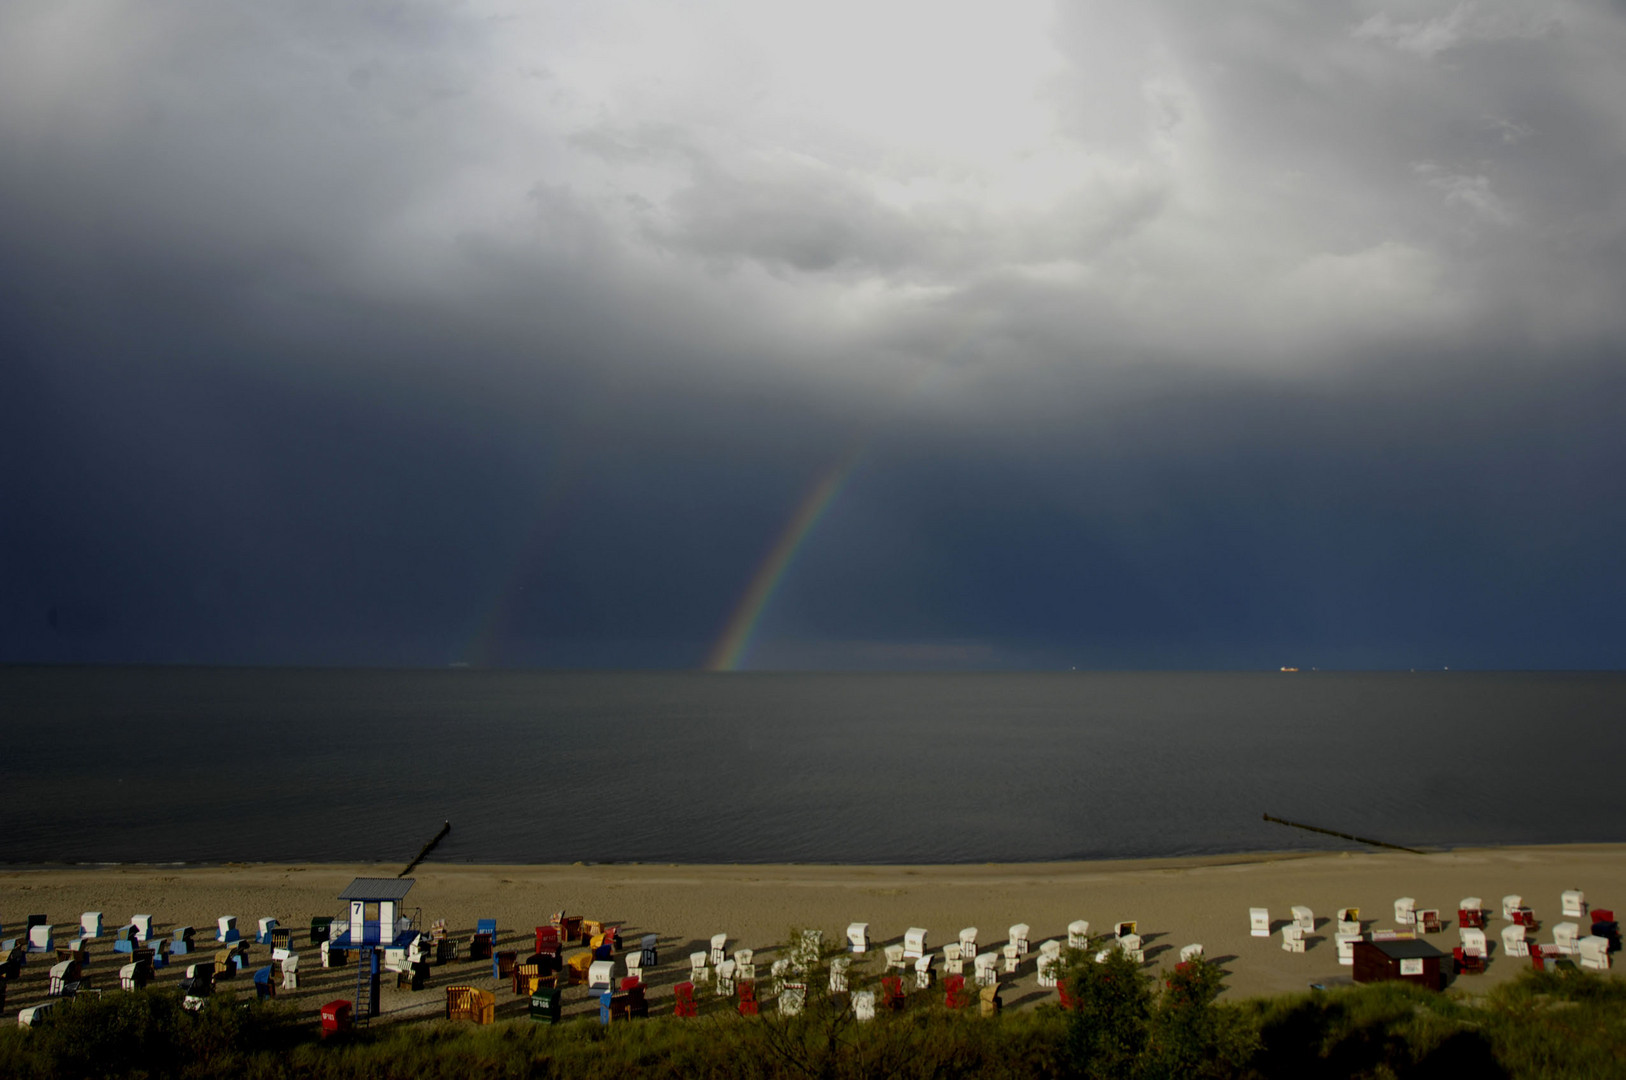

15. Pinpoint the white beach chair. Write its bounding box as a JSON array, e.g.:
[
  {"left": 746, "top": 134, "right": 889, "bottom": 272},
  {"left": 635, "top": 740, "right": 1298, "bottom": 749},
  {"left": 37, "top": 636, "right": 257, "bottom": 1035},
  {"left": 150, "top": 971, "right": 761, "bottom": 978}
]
[
  {"left": 847, "top": 922, "right": 869, "bottom": 953},
  {"left": 1068, "top": 920, "right": 1090, "bottom": 948},
  {"left": 1394, "top": 898, "right": 1416, "bottom": 926},
  {"left": 1458, "top": 897, "right": 1485, "bottom": 927},
  {"left": 257, "top": 918, "right": 278, "bottom": 945},
  {"left": 973, "top": 951, "right": 999, "bottom": 987},
  {"left": 852, "top": 989, "right": 876, "bottom": 1021},
  {"left": 1578, "top": 936, "right": 1611, "bottom": 971},
  {"left": 829, "top": 956, "right": 850, "bottom": 993},
  {"left": 119, "top": 961, "right": 144, "bottom": 990},
  {"left": 689, "top": 951, "right": 710, "bottom": 985},
  {"left": 80, "top": 913, "right": 103, "bottom": 939},
  {"left": 914, "top": 953, "right": 934, "bottom": 989},
  {"left": 942, "top": 942, "right": 964, "bottom": 975},
  {"left": 49, "top": 960, "right": 76, "bottom": 996},
  {"left": 1037, "top": 940, "right": 1063, "bottom": 988},
  {"left": 131, "top": 915, "right": 154, "bottom": 942},
  {"left": 779, "top": 985, "right": 805, "bottom": 1015},
  {"left": 1561, "top": 890, "right": 1587, "bottom": 919},
  {"left": 735, "top": 947, "right": 755, "bottom": 982},
  {"left": 1008, "top": 923, "right": 1031, "bottom": 956},
  {"left": 1335, "top": 933, "right": 1362, "bottom": 966},
  {"left": 217, "top": 916, "right": 238, "bottom": 943},
  {"left": 959, "top": 927, "right": 978, "bottom": 960},
  {"left": 710, "top": 934, "right": 728, "bottom": 966},
  {"left": 881, "top": 943, "right": 905, "bottom": 973},
  {"left": 28, "top": 925, "right": 54, "bottom": 953},
  {"left": 1501, "top": 895, "right": 1523, "bottom": 921},
  {"left": 624, "top": 952, "right": 643, "bottom": 983},
  {"left": 903, "top": 927, "right": 929, "bottom": 959},
  {"left": 1460, "top": 928, "right": 1488, "bottom": 954},
  {"left": 1180, "top": 944, "right": 1204, "bottom": 963},
  {"left": 1114, "top": 920, "right": 1137, "bottom": 939},
  {"left": 1249, "top": 908, "right": 1271, "bottom": 938},
  {"left": 715, "top": 958, "right": 736, "bottom": 996},
  {"left": 1553, "top": 922, "right": 1581, "bottom": 955},
  {"left": 1336, "top": 908, "right": 1361, "bottom": 936},
  {"left": 1281, "top": 925, "right": 1306, "bottom": 954},
  {"left": 19, "top": 1003, "right": 54, "bottom": 1027},
  {"left": 1118, "top": 934, "right": 1145, "bottom": 964},
  {"left": 1002, "top": 942, "right": 1021, "bottom": 974},
  {"left": 281, "top": 953, "right": 299, "bottom": 990},
  {"left": 588, "top": 959, "right": 614, "bottom": 990},
  {"left": 1501, "top": 924, "right": 1529, "bottom": 958},
  {"left": 1291, "top": 906, "right": 1314, "bottom": 933}
]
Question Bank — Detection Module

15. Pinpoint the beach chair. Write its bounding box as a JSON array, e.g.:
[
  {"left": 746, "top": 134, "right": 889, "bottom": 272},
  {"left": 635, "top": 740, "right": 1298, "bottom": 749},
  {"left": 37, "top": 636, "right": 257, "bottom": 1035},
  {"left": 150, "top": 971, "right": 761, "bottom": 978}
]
[
  {"left": 640, "top": 933, "right": 658, "bottom": 968},
  {"left": 829, "top": 956, "right": 850, "bottom": 992},
  {"left": 914, "top": 952, "right": 935, "bottom": 989},
  {"left": 282, "top": 953, "right": 300, "bottom": 989},
  {"left": 979, "top": 983, "right": 1002, "bottom": 1016},
  {"left": 689, "top": 951, "right": 710, "bottom": 985},
  {"left": 48, "top": 959, "right": 81, "bottom": 996},
  {"left": 1008, "top": 923, "right": 1031, "bottom": 956},
  {"left": 119, "top": 961, "right": 152, "bottom": 990},
  {"left": 215, "top": 916, "right": 238, "bottom": 944},
  {"left": 1562, "top": 890, "right": 1587, "bottom": 920},
  {"left": 527, "top": 985, "right": 563, "bottom": 1024},
  {"left": 253, "top": 965, "right": 276, "bottom": 1000},
  {"left": 903, "top": 927, "right": 929, "bottom": 959},
  {"left": 880, "top": 975, "right": 906, "bottom": 1011},
  {"left": 1460, "top": 928, "right": 1488, "bottom": 967},
  {"left": 1501, "top": 895, "right": 1522, "bottom": 921},
  {"left": 128, "top": 914, "right": 153, "bottom": 942},
  {"left": 944, "top": 973, "right": 971, "bottom": 1009},
  {"left": 710, "top": 933, "right": 728, "bottom": 966},
  {"left": 614, "top": 981, "right": 649, "bottom": 1021},
  {"left": 1393, "top": 898, "right": 1415, "bottom": 926},
  {"left": 942, "top": 941, "right": 964, "bottom": 975},
  {"left": 112, "top": 925, "right": 137, "bottom": 954},
  {"left": 256, "top": 918, "right": 278, "bottom": 945},
  {"left": 736, "top": 948, "right": 756, "bottom": 983},
  {"left": 737, "top": 980, "right": 760, "bottom": 1017},
  {"left": 1288, "top": 906, "right": 1312, "bottom": 933},
  {"left": 1512, "top": 906, "right": 1538, "bottom": 929},
  {"left": 1115, "top": 920, "right": 1138, "bottom": 939},
  {"left": 884, "top": 944, "right": 907, "bottom": 973},
  {"left": 624, "top": 951, "right": 645, "bottom": 986},
  {"left": 28, "top": 924, "right": 54, "bottom": 954},
  {"left": 715, "top": 958, "right": 736, "bottom": 997},
  {"left": 1037, "top": 941, "right": 1062, "bottom": 987},
  {"left": 847, "top": 922, "right": 870, "bottom": 953},
  {"left": 1249, "top": 908, "right": 1270, "bottom": 938},
  {"left": 1281, "top": 925, "right": 1306, "bottom": 954},
  {"left": 446, "top": 986, "right": 495, "bottom": 1024},
  {"left": 1578, "top": 936, "right": 1610, "bottom": 971},
  {"left": 19, "top": 1003, "right": 54, "bottom": 1027},
  {"left": 673, "top": 981, "right": 699, "bottom": 1017},
  {"left": 1417, "top": 909, "right": 1442, "bottom": 934},
  {"left": 1120, "top": 934, "right": 1146, "bottom": 964},
  {"left": 1458, "top": 898, "right": 1485, "bottom": 929},
  {"left": 588, "top": 959, "right": 615, "bottom": 991},
  {"left": 1502, "top": 924, "right": 1529, "bottom": 958},
  {"left": 959, "top": 927, "right": 978, "bottom": 961},
  {"left": 1454, "top": 945, "right": 1487, "bottom": 974},
  {"left": 180, "top": 963, "right": 213, "bottom": 997},
  {"left": 1180, "top": 944, "right": 1204, "bottom": 963},
  {"left": 1553, "top": 922, "right": 1582, "bottom": 955},
  {"left": 974, "top": 951, "right": 999, "bottom": 986},
  {"left": 779, "top": 984, "right": 806, "bottom": 1016},
  {"left": 80, "top": 913, "right": 102, "bottom": 939},
  {"left": 1335, "top": 933, "right": 1361, "bottom": 966},
  {"left": 1002, "top": 942, "right": 1022, "bottom": 973},
  {"left": 1068, "top": 920, "right": 1090, "bottom": 948},
  {"left": 1336, "top": 908, "right": 1360, "bottom": 936},
  {"left": 852, "top": 989, "right": 876, "bottom": 1021}
]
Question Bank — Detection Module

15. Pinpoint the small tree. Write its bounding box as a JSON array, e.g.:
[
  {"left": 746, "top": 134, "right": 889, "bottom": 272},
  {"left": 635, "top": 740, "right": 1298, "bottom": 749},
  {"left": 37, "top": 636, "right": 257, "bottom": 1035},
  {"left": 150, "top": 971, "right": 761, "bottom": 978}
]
[
  {"left": 1060, "top": 944, "right": 1153, "bottom": 1080},
  {"left": 1146, "top": 956, "right": 1256, "bottom": 1079}
]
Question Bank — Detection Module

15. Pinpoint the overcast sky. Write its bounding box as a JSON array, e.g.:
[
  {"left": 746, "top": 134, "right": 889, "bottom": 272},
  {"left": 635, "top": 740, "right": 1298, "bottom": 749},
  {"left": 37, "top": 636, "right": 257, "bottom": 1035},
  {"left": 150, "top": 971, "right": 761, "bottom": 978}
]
[{"left": 4, "top": 0, "right": 1625, "bottom": 670}]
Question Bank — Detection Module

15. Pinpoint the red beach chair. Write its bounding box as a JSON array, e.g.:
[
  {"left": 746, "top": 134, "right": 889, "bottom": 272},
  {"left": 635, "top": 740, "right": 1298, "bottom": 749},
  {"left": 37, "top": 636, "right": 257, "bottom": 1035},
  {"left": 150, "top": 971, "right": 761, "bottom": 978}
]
[
  {"left": 943, "top": 974, "right": 970, "bottom": 1009},
  {"left": 673, "top": 981, "right": 699, "bottom": 1017},
  {"left": 737, "top": 980, "right": 759, "bottom": 1017},
  {"left": 880, "top": 975, "right": 906, "bottom": 1011}
]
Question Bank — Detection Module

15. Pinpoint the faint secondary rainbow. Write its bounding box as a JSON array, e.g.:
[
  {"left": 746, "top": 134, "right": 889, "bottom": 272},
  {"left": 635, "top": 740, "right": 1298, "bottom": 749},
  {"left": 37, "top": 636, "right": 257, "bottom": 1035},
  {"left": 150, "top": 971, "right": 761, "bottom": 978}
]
[{"left": 705, "top": 442, "right": 867, "bottom": 672}]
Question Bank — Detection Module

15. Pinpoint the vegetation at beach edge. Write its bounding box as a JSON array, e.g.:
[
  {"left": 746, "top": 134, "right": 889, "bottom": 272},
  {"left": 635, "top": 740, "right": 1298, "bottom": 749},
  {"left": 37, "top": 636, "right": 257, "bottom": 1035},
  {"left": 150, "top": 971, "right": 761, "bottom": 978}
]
[{"left": 2, "top": 959, "right": 1623, "bottom": 1079}]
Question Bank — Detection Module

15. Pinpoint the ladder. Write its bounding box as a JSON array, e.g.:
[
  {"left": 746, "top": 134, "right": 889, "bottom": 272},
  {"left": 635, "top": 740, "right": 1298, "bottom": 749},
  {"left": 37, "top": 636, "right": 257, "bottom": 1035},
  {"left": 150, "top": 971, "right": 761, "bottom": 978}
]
[{"left": 353, "top": 947, "right": 376, "bottom": 1026}]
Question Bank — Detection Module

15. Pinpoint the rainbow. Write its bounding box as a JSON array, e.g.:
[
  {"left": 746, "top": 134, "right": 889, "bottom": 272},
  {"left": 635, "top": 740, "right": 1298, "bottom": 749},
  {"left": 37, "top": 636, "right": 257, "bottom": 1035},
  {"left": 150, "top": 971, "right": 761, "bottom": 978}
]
[{"left": 705, "top": 442, "right": 866, "bottom": 672}]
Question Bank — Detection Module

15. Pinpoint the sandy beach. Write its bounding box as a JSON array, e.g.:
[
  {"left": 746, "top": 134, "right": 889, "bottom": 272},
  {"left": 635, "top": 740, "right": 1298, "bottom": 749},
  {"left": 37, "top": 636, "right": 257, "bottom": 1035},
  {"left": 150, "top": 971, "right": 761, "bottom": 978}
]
[{"left": 4, "top": 844, "right": 1621, "bottom": 1025}]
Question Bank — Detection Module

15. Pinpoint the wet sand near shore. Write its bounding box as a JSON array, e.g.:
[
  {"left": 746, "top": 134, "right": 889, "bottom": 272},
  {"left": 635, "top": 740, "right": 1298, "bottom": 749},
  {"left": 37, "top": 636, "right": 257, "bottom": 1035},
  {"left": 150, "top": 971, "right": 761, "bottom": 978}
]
[{"left": 4, "top": 843, "right": 1621, "bottom": 1025}]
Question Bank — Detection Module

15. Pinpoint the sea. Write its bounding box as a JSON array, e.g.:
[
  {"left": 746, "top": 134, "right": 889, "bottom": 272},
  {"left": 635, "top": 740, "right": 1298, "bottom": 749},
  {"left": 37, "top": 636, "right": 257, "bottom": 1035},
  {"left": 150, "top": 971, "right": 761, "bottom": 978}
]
[{"left": 1, "top": 667, "right": 1621, "bottom": 866}]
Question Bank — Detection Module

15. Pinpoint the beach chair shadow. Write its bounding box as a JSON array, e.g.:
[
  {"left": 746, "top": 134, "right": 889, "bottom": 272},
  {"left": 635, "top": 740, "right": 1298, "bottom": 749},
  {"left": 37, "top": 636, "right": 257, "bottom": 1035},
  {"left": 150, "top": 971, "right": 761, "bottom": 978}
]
[
  {"left": 1144, "top": 943, "right": 1173, "bottom": 962},
  {"left": 1005, "top": 989, "right": 1050, "bottom": 1011}
]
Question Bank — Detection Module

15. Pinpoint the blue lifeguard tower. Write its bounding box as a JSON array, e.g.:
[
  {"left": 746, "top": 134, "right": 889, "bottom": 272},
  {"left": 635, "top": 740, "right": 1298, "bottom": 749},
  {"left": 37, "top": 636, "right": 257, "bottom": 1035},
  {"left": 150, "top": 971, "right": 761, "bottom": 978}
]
[{"left": 331, "top": 878, "right": 417, "bottom": 1021}]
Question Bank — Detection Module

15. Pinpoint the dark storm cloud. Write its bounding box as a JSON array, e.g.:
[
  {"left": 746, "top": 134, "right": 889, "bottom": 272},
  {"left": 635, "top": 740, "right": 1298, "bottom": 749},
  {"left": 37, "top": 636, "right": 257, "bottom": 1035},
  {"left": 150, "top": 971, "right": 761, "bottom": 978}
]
[{"left": 3, "top": 1, "right": 1625, "bottom": 668}]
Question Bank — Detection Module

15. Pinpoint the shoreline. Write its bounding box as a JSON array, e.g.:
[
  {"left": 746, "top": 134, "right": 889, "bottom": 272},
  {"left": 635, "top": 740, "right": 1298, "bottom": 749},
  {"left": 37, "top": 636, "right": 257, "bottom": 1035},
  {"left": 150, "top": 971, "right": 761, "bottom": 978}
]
[{"left": 4, "top": 843, "right": 1620, "bottom": 1022}]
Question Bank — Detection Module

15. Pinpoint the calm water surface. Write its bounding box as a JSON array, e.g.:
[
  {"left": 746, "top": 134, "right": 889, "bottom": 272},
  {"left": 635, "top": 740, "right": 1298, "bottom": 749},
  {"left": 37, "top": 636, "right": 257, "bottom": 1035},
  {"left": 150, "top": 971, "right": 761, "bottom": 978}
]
[{"left": 1, "top": 668, "right": 1621, "bottom": 864}]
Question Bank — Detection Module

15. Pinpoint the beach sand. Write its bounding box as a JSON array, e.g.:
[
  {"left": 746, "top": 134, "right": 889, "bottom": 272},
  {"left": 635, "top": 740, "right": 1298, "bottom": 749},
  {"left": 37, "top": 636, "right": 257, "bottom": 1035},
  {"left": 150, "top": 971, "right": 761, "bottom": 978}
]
[{"left": 4, "top": 844, "right": 1621, "bottom": 1025}]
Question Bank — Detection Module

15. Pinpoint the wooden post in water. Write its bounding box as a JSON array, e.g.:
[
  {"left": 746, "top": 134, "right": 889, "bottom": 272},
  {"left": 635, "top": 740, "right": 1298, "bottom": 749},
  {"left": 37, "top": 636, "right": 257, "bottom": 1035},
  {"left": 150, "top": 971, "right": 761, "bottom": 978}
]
[
  {"left": 1262, "top": 813, "right": 1426, "bottom": 855},
  {"left": 401, "top": 820, "right": 452, "bottom": 877}
]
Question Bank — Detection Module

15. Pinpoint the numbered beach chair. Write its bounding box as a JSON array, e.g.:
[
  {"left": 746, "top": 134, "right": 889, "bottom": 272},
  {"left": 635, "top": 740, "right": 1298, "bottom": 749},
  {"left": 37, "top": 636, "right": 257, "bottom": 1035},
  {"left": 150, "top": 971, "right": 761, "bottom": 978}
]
[
  {"left": 1553, "top": 922, "right": 1582, "bottom": 955},
  {"left": 1281, "top": 925, "right": 1306, "bottom": 953},
  {"left": 903, "top": 927, "right": 929, "bottom": 959},
  {"left": 1249, "top": 908, "right": 1271, "bottom": 938},
  {"left": 1291, "top": 906, "right": 1314, "bottom": 933},
  {"left": 1562, "top": 890, "right": 1588, "bottom": 920},
  {"left": 847, "top": 922, "right": 870, "bottom": 953}
]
